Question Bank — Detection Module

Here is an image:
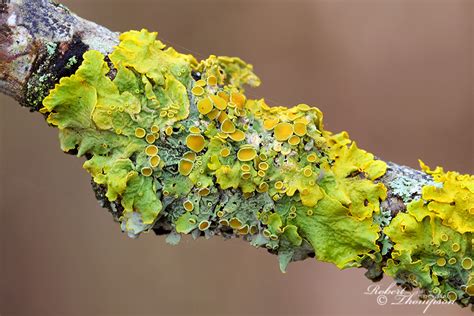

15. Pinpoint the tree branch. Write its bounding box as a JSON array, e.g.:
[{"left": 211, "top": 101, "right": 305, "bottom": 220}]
[
  {"left": 1, "top": 0, "right": 472, "bottom": 309},
  {"left": 0, "top": 0, "right": 117, "bottom": 106}
]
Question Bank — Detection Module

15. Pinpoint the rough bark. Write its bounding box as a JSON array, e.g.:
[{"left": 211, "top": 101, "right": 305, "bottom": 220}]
[{"left": 1, "top": 0, "right": 472, "bottom": 309}]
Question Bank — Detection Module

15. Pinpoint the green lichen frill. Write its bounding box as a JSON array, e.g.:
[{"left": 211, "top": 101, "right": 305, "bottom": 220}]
[{"left": 39, "top": 29, "right": 473, "bottom": 304}]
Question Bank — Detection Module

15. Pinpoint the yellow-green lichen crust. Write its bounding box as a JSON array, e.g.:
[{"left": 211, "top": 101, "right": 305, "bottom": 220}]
[{"left": 41, "top": 29, "right": 389, "bottom": 271}]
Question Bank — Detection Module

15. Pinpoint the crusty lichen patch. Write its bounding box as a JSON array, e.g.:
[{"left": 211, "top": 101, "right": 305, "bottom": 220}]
[{"left": 384, "top": 161, "right": 474, "bottom": 305}]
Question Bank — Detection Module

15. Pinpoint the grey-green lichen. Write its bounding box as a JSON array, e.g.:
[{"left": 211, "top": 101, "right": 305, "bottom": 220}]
[
  {"left": 37, "top": 29, "right": 473, "bottom": 306},
  {"left": 389, "top": 172, "right": 439, "bottom": 203},
  {"left": 65, "top": 56, "right": 78, "bottom": 69},
  {"left": 373, "top": 205, "right": 393, "bottom": 256},
  {"left": 46, "top": 42, "right": 57, "bottom": 55}
]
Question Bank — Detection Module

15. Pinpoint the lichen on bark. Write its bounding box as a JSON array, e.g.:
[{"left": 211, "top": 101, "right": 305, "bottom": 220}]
[
  {"left": 37, "top": 29, "right": 473, "bottom": 306},
  {"left": 1, "top": 0, "right": 472, "bottom": 309}
]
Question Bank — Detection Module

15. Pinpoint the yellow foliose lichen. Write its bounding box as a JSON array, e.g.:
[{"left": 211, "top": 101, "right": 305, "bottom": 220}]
[
  {"left": 384, "top": 161, "right": 473, "bottom": 301},
  {"left": 41, "top": 29, "right": 390, "bottom": 274}
]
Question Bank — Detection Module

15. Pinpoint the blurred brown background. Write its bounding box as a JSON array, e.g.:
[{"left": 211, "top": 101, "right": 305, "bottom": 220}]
[{"left": 0, "top": 0, "right": 472, "bottom": 315}]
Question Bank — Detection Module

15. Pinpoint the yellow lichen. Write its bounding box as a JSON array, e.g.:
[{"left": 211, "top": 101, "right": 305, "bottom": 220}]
[
  {"left": 165, "top": 126, "right": 173, "bottom": 136},
  {"left": 146, "top": 134, "right": 156, "bottom": 144},
  {"left": 221, "top": 119, "right": 236, "bottom": 133},
  {"left": 197, "top": 98, "right": 213, "bottom": 115},
  {"left": 307, "top": 153, "right": 318, "bottom": 163},
  {"left": 179, "top": 159, "right": 194, "bottom": 176},
  {"left": 198, "top": 220, "right": 210, "bottom": 231},
  {"left": 186, "top": 134, "right": 205, "bottom": 152},
  {"left": 263, "top": 118, "right": 279, "bottom": 130},
  {"left": 210, "top": 95, "right": 227, "bottom": 111},
  {"left": 207, "top": 75, "right": 217, "bottom": 86},
  {"left": 183, "top": 200, "right": 194, "bottom": 212},
  {"left": 207, "top": 108, "right": 220, "bottom": 120},
  {"left": 150, "top": 125, "right": 159, "bottom": 133},
  {"left": 220, "top": 148, "right": 230, "bottom": 157},
  {"left": 418, "top": 160, "right": 474, "bottom": 234},
  {"left": 191, "top": 86, "right": 205, "bottom": 96},
  {"left": 237, "top": 225, "right": 249, "bottom": 235},
  {"left": 293, "top": 122, "right": 307, "bottom": 137},
  {"left": 229, "top": 129, "right": 245, "bottom": 142},
  {"left": 383, "top": 162, "right": 473, "bottom": 302},
  {"left": 288, "top": 135, "right": 301, "bottom": 146},
  {"left": 230, "top": 92, "right": 246, "bottom": 109},
  {"left": 198, "top": 187, "right": 210, "bottom": 196},
  {"left": 41, "top": 29, "right": 450, "bottom": 290},
  {"left": 219, "top": 219, "right": 229, "bottom": 226},
  {"left": 135, "top": 127, "right": 146, "bottom": 138},
  {"left": 258, "top": 162, "right": 269, "bottom": 171},
  {"left": 229, "top": 217, "right": 243, "bottom": 229},
  {"left": 150, "top": 155, "right": 161, "bottom": 168},
  {"left": 436, "top": 257, "right": 447, "bottom": 267},
  {"left": 189, "top": 126, "right": 201, "bottom": 134},
  {"left": 462, "top": 257, "right": 472, "bottom": 270},
  {"left": 240, "top": 164, "right": 251, "bottom": 172},
  {"left": 183, "top": 151, "right": 196, "bottom": 161},
  {"left": 141, "top": 167, "right": 153, "bottom": 177},
  {"left": 237, "top": 146, "right": 257, "bottom": 162},
  {"left": 274, "top": 122, "right": 293, "bottom": 141},
  {"left": 145, "top": 145, "right": 158, "bottom": 156}
]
